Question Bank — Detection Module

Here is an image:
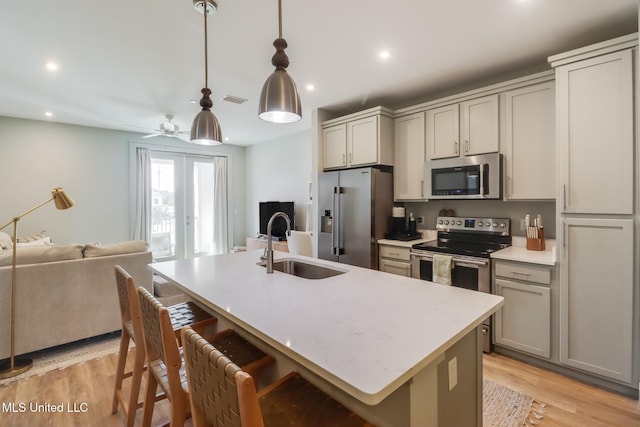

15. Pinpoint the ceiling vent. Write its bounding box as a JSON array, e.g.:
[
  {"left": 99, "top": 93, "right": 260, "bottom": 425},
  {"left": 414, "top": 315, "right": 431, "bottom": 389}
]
[{"left": 222, "top": 95, "right": 248, "bottom": 104}]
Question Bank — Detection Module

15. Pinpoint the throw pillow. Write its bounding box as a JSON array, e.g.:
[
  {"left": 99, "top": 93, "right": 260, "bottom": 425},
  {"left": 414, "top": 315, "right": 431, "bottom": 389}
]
[
  {"left": 0, "top": 231, "right": 12, "bottom": 249},
  {"left": 15, "top": 236, "right": 51, "bottom": 247},
  {"left": 16, "top": 230, "right": 48, "bottom": 243}
]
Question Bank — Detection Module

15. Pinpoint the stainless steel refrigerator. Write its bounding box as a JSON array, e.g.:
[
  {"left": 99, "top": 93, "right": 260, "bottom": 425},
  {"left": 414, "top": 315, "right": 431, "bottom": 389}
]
[{"left": 318, "top": 167, "right": 393, "bottom": 269}]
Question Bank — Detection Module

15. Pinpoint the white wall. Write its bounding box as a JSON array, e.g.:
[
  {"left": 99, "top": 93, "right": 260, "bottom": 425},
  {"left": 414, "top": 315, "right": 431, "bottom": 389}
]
[
  {"left": 0, "top": 116, "right": 246, "bottom": 246},
  {"left": 244, "top": 130, "right": 312, "bottom": 238}
]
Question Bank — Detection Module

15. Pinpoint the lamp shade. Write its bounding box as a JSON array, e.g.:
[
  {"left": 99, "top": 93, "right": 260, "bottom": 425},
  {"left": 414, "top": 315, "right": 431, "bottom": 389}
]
[
  {"left": 51, "top": 187, "right": 74, "bottom": 210},
  {"left": 190, "top": 109, "right": 222, "bottom": 145},
  {"left": 258, "top": 68, "right": 302, "bottom": 123}
]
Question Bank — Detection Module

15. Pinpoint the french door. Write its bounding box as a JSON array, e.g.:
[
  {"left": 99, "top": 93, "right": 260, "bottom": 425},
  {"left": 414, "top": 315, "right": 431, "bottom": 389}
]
[{"left": 149, "top": 152, "right": 221, "bottom": 260}]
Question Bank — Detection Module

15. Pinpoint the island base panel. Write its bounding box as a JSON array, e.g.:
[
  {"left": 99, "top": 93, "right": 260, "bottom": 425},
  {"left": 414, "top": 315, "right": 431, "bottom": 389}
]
[{"left": 206, "top": 310, "right": 483, "bottom": 427}]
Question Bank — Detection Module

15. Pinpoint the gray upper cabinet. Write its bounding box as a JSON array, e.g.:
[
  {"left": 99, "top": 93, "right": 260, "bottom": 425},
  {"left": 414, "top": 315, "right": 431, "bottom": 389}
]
[
  {"left": 426, "top": 94, "right": 499, "bottom": 160},
  {"left": 553, "top": 48, "right": 634, "bottom": 214},
  {"left": 323, "top": 123, "right": 348, "bottom": 169},
  {"left": 460, "top": 94, "right": 500, "bottom": 156},
  {"left": 426, "top": 103, "right": 459, "bottom": 159},
  {"left": 394, "top": 112, "right": 426, "bottom": 200},
  {"left": 503, "top": 81, "right": 555, "bottom": 200},
  {"left": 322, "top": 107, "right": 394, "bottom": 171}
]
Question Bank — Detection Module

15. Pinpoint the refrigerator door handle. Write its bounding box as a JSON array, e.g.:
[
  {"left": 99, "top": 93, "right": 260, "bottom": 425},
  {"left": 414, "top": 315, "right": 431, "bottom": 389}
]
[
  {"left": 338, "top": 186, "right": 344, "bottom": 255},
  {"left": 333, "top": 186, "right": 344, "bottom": 255},
  {"left": 332, "top": 187, "right": 339, "bottom": 255}
]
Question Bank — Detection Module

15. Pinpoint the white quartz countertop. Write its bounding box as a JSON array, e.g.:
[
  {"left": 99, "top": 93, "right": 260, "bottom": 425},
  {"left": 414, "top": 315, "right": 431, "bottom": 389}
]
[
  {"left": 377, "top": 238, "right": 433, "bottom": 247},
  {"left": 378, "top": 229, "right": 437, "bottom": 247},
  {"left": 491, "top": 237, "right": 556, "bottom": 266},
  {"left": 150, "top": 250, "right": 503, "bottom": 405}
]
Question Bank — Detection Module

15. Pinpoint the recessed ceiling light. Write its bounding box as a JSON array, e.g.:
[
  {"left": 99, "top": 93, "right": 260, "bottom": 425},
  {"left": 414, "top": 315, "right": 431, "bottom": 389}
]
[
  {"left": 45, "top": 62, "right": 58, "bottom": 72},
  {"left": 306, "top": 84, "right": 315, "bottom": 92},
  {"left": 379, "top": 50, "right": 390, "bottom": 60},
  {"left": 44, "top": 111, "right": 53, "bottom": 117}
]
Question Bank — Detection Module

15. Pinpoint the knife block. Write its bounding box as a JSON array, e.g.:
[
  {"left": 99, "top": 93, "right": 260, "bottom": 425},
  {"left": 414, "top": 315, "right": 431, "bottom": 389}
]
[{"left": 526, "top": 227, "right": 545, "bottom": 251}]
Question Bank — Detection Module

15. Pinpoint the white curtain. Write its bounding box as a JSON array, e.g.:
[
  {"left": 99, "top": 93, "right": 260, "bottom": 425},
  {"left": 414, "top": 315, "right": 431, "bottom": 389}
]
[
  {"left": 212, "top": 156, "right": 229, "bottom": 254},
  {"left": 133, "top": 147, "right": 152, "bottom": 242}
]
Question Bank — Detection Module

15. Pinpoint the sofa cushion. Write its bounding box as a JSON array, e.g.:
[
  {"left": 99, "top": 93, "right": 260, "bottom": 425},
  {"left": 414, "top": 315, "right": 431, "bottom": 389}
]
[
  {"left": 0, "top": 232, "right": 12, "bottom": 249},
  {"left": 0, "top": 244, "right": 84, "bottom": 266},
  {"left": 83, "top": 240, "right": 149, "bottom": 258}
]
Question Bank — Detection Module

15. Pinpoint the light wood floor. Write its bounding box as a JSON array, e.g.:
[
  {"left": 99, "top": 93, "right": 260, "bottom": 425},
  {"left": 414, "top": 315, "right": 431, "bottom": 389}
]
[
  {"left": 0, "top": 349, "right": 639, "bottom": 426},
  {"left": 0, "top": 350, "right": 174, "bottom": 427},
  {"left": 483, "top": 352, "right": 640, "bottom": 426}
]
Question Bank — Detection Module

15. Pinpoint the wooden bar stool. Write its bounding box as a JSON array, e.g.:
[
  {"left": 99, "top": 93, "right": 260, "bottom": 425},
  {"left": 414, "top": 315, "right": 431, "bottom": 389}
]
[
  {"left": 181, "top": 326, "right": 377, "bottom": 427},
  {"left": 112, "top": 266, "right": 218, "bottom": 427},
  {"left": 138, "top": 287, "right": 275, "bottom": 427}
]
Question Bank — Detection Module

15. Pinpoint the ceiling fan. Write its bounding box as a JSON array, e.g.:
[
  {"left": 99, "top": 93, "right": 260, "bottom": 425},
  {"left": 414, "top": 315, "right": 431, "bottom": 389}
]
[{"left": 142, "top": 114, "right": 189, "bottom": 141}]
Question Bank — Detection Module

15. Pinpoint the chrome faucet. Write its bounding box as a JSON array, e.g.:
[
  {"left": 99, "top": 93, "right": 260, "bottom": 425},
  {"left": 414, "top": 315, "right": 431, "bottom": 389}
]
[{"left": 265, "top": 212, "right": 291, "bottom": 273}]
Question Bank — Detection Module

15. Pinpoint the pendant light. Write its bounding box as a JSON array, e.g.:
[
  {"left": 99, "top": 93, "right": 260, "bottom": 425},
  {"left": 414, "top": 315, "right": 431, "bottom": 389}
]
[
  {"left": 258, "top": 0, "right": 301, "bottom": 123},
  {"left": 190, "top": 0, "right": 222, "bottom": 145}
]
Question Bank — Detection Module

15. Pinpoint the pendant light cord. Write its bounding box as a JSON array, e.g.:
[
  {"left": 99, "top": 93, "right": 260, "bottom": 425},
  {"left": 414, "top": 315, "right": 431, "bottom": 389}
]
[
  {"left": 278, "top": 0, "right": 282, "bottom": 38},
  {"left": 204, "top": 2, "right": 209, "bottom": 88}
]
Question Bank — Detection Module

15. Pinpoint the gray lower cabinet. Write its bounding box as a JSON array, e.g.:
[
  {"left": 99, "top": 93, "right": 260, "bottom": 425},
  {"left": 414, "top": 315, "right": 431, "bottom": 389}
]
[
  {"left": 493, "top": 260, "right": 552, "bottom": 359},
  {"left": 560, "top": 217, "right": 633, "bottom": 384},
  {"left": 379, "top": 244, "right": 411, "bottom": 277}
]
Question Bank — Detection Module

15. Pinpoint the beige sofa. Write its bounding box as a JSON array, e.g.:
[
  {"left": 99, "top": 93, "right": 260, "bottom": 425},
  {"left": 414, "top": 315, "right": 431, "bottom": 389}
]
[{"left": 0, "top": 241, "right": 153, "bottom": 359}]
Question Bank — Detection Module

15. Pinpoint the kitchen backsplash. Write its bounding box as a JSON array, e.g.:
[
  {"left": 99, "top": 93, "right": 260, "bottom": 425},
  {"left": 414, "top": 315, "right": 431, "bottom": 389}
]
[{"left": 403, "top": 200, "right": 556, "bottom": 238}]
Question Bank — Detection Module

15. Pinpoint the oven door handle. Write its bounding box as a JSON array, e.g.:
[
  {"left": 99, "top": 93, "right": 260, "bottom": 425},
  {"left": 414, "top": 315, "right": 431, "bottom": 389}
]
[{"left": 410, "top": 252, "right": 489, "bottom": 268}]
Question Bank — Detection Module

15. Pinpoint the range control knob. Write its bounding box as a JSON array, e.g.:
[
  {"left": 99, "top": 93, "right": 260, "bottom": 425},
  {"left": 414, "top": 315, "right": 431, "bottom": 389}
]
[
  {"left": 500, "top": 222, "right": 506, "bottom": 228},
  {"left": 438, "top": 220, "right": 443, "bottom": 225},
  {"left": 493, "top": 222, "right": 498, "bottom": 227},
  {"left": 457, "top": 221, "right": 462, "bottom": 225},
  {"left": 478, "top": 221, "right": 483, "bottom": 227},
  {"left": 486, "top": 223, "right": 491, "bottom": 227},
  {"left": 444, "top": 220, "right": 449, "bottom": 225}
]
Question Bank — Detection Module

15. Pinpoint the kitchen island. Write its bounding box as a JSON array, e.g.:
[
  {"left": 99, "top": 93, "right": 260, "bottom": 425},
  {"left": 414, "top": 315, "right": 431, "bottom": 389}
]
[{"left": 150, "top": 250, "right": 503, "bottom": 427}]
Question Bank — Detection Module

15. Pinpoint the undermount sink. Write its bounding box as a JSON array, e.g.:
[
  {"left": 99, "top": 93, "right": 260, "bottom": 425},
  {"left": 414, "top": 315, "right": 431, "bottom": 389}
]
[{"left": 258, "top": 258, "right": 346, "bottom": 280}]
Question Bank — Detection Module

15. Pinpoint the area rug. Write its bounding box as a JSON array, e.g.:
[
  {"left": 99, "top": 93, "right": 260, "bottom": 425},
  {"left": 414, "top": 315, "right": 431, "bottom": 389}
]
[
  {"left": 484, "top": 379, "right": 546, "bottom": 427},
  {"left": 0, "top": 331, "right": 123, "bottom": 387}
]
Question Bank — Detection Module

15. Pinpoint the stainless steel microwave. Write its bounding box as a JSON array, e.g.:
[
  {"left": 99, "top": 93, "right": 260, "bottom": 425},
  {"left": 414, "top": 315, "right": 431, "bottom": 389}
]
[{"left": 424, "top": 153, "right": 503, "bottom": 199}]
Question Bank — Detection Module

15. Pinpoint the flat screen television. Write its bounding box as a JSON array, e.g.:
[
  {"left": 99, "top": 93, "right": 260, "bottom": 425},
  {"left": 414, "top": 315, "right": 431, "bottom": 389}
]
[{"left": 259, "top": 201, "right": 295, "bottom": 240}]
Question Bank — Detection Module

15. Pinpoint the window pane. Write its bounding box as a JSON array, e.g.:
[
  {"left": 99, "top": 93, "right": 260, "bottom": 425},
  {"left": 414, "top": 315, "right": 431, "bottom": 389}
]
[
  {"left": 193, "top": 160, "right": 215, "bottom": 255},
  {"left": 151, "top": 158, "right": 176, "bottom": 258}
]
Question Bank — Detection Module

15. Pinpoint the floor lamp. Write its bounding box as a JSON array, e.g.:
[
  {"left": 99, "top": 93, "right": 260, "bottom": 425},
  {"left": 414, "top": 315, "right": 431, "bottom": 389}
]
[{"left": 0, "top": 187, "right": 74, "bottom": 379}]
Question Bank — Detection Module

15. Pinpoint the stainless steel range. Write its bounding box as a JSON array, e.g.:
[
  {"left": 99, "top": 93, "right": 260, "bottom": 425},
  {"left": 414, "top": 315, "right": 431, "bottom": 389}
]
[{"left": 410, "top": 216, "right": 511, "bottom": 352}]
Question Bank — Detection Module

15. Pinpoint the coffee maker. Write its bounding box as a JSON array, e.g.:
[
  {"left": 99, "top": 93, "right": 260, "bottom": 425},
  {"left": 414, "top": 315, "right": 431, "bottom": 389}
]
[{"left": 385, "top": 207, "right": 422, "bottom": 240}]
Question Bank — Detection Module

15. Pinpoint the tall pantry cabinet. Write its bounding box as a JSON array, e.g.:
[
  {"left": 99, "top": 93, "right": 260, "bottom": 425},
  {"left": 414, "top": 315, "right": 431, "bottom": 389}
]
[{"left": 549, "top": 34, "right": 637, "bottom": 386}]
